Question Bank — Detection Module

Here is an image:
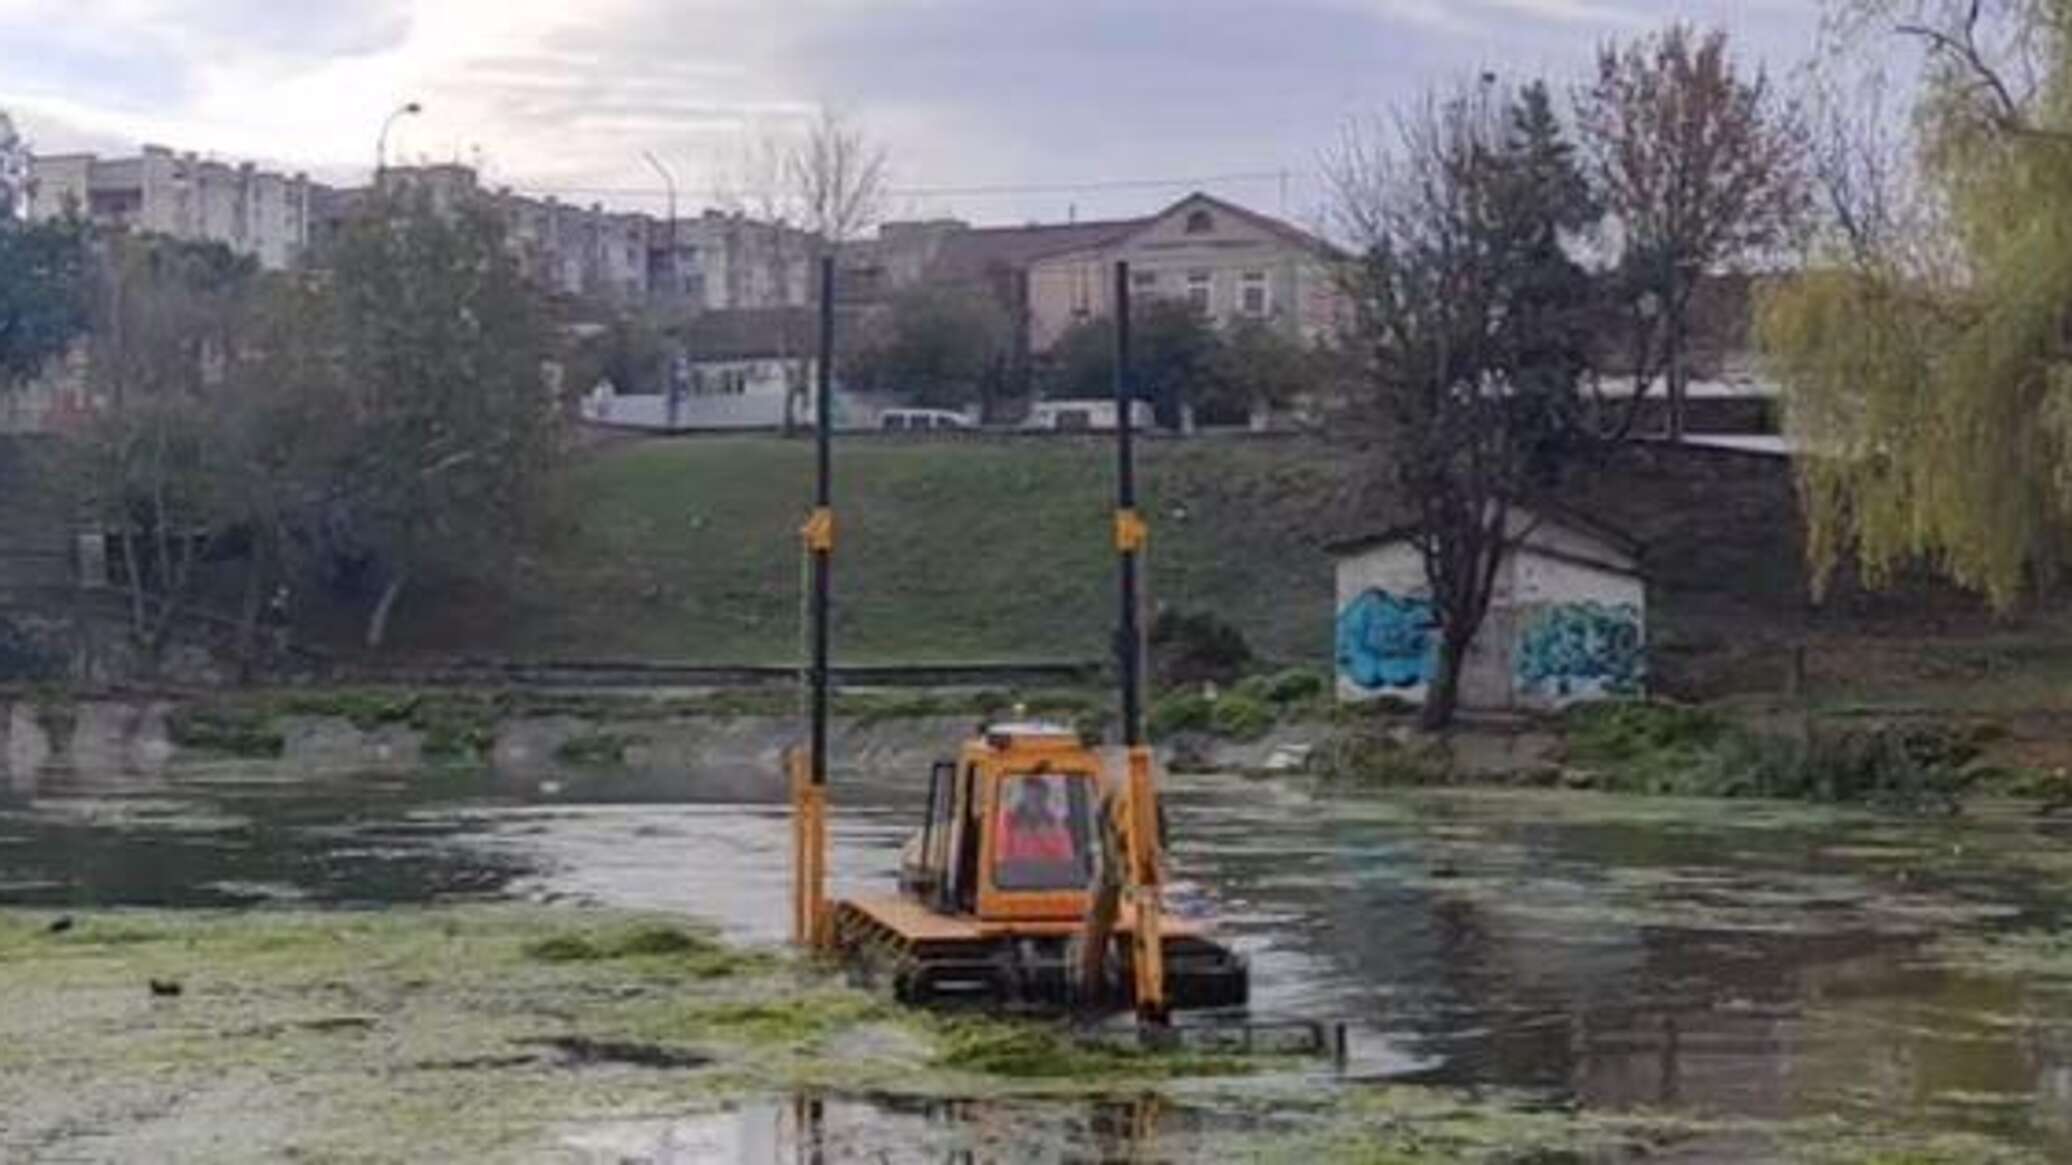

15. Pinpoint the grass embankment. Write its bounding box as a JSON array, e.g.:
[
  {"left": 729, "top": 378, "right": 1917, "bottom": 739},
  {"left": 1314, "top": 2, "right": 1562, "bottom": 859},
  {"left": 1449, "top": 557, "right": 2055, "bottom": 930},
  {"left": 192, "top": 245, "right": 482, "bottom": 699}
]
[
  {"left": 404, "top": 434, "right": 2072, "bottom": 709},
  {"left": 0, "top": 907, "right": 2037, "bottom": 1163},
  {"left": 426, "top": 435, "right": 1354, "bottom": 665},
  {"left": 1326, "top": 699, "right": 2072, "bottom": 811}
]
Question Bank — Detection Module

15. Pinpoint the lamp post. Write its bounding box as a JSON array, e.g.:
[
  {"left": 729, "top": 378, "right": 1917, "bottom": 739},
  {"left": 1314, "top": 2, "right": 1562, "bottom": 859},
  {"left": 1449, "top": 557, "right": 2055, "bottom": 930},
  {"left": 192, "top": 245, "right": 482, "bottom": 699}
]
[
  {"left": 642, "top": 150, "right": 678, "bottom": 298},
  {"left": 376, "top": 101, "right": 423, "bottom": 183}
]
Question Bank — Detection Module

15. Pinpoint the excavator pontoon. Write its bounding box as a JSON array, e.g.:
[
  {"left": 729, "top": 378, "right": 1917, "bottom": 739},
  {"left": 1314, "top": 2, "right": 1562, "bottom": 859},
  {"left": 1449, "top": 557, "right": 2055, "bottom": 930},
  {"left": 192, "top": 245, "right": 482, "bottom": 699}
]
[{"left": 786, "top": 258, "right": 1249, "bottom": 1027}]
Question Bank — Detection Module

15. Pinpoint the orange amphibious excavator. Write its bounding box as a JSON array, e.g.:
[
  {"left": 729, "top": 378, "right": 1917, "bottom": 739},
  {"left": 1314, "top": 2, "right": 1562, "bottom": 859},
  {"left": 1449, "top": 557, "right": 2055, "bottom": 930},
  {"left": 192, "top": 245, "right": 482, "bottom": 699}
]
[{"left": 786, "top": 259, "right": 1248, "bottom": 1022}]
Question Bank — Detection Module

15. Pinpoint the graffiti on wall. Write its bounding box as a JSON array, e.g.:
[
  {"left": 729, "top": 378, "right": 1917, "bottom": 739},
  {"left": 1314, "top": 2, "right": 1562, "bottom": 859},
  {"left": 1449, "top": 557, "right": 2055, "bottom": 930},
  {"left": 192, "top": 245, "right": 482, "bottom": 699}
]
[
  {"left": 1514, "top": 601, "right": 1643, "bottom": 699},
  {"left": 1335, "top": 589, "right": 1437, "bottom": 691}
]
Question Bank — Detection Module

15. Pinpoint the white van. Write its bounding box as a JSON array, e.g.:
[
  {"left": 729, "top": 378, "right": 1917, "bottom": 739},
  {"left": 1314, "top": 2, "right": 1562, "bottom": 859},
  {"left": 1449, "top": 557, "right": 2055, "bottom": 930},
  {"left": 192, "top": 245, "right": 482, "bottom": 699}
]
[{"left": 879, "top": 408, "right": 975, "bottom": 432}]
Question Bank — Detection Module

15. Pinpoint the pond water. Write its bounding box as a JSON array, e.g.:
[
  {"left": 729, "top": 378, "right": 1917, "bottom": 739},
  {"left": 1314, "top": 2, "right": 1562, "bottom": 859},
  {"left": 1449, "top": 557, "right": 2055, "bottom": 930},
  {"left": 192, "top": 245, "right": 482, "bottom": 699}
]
[{"left": 7, "top": 755, "right": 2072, "bottom": 1158}]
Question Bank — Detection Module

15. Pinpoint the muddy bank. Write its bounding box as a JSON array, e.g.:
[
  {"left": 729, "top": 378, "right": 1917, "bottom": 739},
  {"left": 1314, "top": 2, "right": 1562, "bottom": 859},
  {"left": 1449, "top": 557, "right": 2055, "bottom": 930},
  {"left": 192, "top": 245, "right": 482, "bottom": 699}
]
[
  {"left": 0, "top": 905, "right": 2039, "bottom": 1164},
  {"left": 0, "top": 690, "right": 1329, "bottom": 793}
]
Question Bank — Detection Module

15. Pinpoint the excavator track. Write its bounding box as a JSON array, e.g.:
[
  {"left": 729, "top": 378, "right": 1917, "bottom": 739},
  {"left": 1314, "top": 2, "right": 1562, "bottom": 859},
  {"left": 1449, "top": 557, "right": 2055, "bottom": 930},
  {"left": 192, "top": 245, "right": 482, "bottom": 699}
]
[{"left": 832, "top": 898, "right": 1247, "bottom": 1012}]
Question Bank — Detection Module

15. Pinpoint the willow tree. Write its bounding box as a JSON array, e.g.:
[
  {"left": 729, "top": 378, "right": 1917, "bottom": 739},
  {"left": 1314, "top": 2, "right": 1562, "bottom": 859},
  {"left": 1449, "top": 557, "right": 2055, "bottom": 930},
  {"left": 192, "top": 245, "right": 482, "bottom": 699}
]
[{"left": 1759, "top": 0, "right": 2072, "bottom": 608}]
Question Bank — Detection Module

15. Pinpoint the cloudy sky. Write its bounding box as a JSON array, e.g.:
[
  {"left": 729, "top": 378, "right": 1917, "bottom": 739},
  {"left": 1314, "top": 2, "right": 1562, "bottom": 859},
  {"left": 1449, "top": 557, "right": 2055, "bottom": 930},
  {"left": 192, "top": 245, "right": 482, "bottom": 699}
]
[{"left": 0, "top": 0, "right": 1842, "bottom": 227}]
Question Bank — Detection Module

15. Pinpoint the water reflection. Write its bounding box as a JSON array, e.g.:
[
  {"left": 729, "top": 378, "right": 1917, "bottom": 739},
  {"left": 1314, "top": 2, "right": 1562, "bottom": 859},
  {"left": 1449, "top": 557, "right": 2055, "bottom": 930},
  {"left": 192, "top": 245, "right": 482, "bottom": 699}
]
[{"left": 562, "top": 1092, "right": 1219, "bottom": 1164}]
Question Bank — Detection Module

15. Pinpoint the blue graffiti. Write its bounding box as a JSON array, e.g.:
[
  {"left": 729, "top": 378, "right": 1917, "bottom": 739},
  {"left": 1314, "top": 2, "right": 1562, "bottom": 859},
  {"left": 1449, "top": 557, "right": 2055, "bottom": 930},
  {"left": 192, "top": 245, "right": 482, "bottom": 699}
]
[
  {"left": 1336, "top": 589, "right": 1437, "bottom": 691},
  {"left": 1515, "top": 602, "right": 1644, "bottom": 698}
]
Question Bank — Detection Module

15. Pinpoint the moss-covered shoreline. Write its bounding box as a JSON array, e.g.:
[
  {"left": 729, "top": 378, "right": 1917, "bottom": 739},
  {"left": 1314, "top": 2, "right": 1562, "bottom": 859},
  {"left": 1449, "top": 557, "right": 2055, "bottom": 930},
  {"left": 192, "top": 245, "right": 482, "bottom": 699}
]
[
  {"left": 10, "top": 683, "right": 2072, "bottom": 818},
  {"left": 0, "top": 905, "right": 2047, "bottom": 1163}
]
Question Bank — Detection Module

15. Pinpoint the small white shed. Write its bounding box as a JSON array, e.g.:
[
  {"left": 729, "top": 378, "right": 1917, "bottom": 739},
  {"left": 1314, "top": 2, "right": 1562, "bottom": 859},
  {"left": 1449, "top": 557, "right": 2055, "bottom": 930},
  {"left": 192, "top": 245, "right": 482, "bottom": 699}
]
[{"left": 1331, "top": 510, "right": 1645, "bottom": 712}]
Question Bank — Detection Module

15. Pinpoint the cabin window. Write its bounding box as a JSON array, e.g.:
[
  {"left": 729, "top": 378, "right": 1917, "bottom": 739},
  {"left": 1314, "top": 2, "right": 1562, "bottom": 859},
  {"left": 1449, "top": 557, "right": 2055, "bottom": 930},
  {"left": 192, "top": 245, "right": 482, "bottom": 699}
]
[
  {"left": 1132, "top": 270, "right": 1158, "bottom": 289},
  {"left": 1187, "top": 270, "right": 1213, "bottom": 313},
  {"left": 993, "top": 773, "right": 1093, "bottom": 891},
  {"left": 1184, "top": 209, "right": 1214, "bottom": 235}
]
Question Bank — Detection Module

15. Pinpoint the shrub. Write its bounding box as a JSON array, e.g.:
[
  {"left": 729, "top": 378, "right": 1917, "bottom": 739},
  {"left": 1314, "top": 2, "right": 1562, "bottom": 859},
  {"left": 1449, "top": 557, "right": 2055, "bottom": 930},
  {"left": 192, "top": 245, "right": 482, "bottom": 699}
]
[
  {"left": 1231, "top": 674, "right": 1276, "bottom": 704},
  {"left": 1564, "top": 701, "right": 1725, "bottom": 763},
  {"left": 1318, "top": 728, "right": 1454, "bottom": 785},
  {"left": 168, "top": 706, "right": 285, "bottom": 758},
  {"left": 1149, "top": 609, "right": 1253, "bottom": 688},
  {"left": 1209, "top": 694, "right": 1276, "bottom": 742},
  {"left": 1147, "top": 692, "right": 1214, "bottom": 741},
  {"left": 1566, "top": 703, "right": 1986, "bottom": 808},
  {"left": 554, "top": 732, "right": 645, "bottom": 766},
  {"left": 1262, "top": 667, "right": 1327, "bottom": 705}
]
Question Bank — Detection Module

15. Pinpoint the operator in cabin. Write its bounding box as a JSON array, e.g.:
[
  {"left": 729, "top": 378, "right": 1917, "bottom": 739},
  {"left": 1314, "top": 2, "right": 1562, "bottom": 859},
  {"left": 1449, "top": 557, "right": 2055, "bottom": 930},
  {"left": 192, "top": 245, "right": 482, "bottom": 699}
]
[{"left": 995, "top": 773, "right": 1087, "bottom": 890}]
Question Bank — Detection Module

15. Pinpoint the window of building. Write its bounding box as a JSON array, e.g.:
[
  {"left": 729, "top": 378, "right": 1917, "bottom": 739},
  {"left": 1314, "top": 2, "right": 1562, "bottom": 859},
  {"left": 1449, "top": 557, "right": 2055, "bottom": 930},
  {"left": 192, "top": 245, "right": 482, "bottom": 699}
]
[
  {"left": 1184, "top": 209, "right": 1214, "bottom": 235},
  {"left": 1132, "top": 270, "right": 1158, "bottom": 290},
  {"left": 1186, "top": 270, "right": 1212, "bottom": 313},
  {"left": 1240, "top": 271, "right": 1270, "bottom": 317}
]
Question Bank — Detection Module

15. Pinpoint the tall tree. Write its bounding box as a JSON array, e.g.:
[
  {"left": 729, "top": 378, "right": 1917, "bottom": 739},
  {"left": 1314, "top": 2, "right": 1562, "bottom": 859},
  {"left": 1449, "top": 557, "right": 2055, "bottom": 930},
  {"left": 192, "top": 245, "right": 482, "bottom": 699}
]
[
  {"left": 0, "top": 111, "right": 25, "bottom": 220},
  {"left": 1576, "top": 24, "right": 1808, "bottom": 440},
  {"left": 0, "top": 111, "right": 89, "bottom": 390},
  {"left": 1205, "top": 319, "right": 1324, "bottom": 427},
  {"left": 848, "top": 283, "right": 1012, "bottom": 411},
  {"left": 1760, "top": 0, "right": 2072, "bottom": 609},
  {"left": 1044, "top": 298, "right": 1222, "bottom": 428},
  {"left": 322, "top": 192, "right": 560, "bottom": 648},
  {"left": 1326, "top": 79, "right": 1600, "bottom": 728},
  {"left": 60, "top": 237, "right": 263, "bottom": 666}
]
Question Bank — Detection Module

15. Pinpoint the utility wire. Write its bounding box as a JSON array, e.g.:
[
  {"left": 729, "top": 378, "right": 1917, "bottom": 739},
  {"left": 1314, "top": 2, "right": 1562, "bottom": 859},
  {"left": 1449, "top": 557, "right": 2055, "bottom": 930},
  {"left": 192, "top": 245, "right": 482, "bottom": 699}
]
[{"left": 501, "top": 168, "right": 1297, "bottom": 203}]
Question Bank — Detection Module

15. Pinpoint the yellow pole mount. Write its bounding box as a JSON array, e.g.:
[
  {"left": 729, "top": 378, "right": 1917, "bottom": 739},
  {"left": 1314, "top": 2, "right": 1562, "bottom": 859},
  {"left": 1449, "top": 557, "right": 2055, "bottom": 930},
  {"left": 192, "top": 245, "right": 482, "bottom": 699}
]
[
  {"left": 789, "top": 747, "right": 831, "bottom": 950},
  {"left": 1124, "top": 744, "right": 1168, "bottom": 1023},
  {"left": 801, "top": 507, "right": 836, "bottom": 553},
  {"left": 1114, "top": 508, "right": 1148, "bottom": 554}
]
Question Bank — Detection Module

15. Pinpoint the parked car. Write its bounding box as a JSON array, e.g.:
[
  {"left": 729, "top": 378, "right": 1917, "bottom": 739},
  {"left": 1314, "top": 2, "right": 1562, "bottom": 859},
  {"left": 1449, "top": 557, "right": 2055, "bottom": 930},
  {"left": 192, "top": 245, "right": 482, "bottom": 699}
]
[{"left": 879, "top": 408, "right": 975, "bottom": 432}]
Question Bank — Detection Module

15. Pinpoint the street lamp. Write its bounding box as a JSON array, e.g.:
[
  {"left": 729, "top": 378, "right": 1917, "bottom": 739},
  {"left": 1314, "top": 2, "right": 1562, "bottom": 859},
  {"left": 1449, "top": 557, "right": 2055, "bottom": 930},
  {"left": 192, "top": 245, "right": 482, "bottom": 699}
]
[
  {"left": 376, "top": 101, "right": 423, "bottom": 181},
  {"left": 642, "top": 150, "right": 678, "bottom": 296}
]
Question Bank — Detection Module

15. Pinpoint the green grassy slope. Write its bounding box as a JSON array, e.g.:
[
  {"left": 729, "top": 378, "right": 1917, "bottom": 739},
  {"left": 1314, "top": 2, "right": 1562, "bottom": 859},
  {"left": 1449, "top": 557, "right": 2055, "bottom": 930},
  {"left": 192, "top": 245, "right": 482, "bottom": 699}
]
[{"left": 482, "top": 435, "right": 1357, "bottom": 665}]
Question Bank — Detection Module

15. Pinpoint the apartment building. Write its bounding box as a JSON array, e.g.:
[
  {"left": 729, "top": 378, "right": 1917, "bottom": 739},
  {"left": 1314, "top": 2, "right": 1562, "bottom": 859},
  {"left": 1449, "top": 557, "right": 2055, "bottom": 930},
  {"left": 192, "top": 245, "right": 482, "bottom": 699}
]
[
  {"left": 28, "top": 146, "right": 315, "bottom": 270},
  {"left": 25, "top": 146, "right": 821, "bottom": 316},
  {"left": 373, "top": 165, "right": 810, "bottom": 313}
]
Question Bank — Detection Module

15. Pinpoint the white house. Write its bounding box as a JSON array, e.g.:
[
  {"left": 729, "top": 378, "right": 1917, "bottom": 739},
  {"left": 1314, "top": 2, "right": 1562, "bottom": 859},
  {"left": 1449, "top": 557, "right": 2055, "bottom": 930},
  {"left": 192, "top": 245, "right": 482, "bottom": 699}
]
[
  {"left": 1331, "top": 509, "right": 1645, "bottom": 712},
  {"left": 1022, "top": 399, "right": 1158, "bottom": 432}
]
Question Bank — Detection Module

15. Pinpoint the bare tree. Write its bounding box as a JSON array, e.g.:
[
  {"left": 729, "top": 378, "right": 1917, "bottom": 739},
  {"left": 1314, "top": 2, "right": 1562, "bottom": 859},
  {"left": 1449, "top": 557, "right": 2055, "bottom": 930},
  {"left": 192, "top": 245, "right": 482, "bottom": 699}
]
[
  {"left": 62, "top": 237, "right": 262, "bottom": 669},
  {"left": 1325, "top": 80, "right": 1599, "bottom": 729},
  {"left": 785, "top": 107, "right": 890, "bottom": 251},
  {"left": 1806, "top": 64, "right": 1907, "bottom": 262},
  {"left": 1831, "top": 0, "right": 2067, "bottom": 139},
  {"left": 724, "top": 107, "right": 889, "bottom": 431},
  {"left": 1576, "top": 24, "right": 1809, "bottom": 441}
]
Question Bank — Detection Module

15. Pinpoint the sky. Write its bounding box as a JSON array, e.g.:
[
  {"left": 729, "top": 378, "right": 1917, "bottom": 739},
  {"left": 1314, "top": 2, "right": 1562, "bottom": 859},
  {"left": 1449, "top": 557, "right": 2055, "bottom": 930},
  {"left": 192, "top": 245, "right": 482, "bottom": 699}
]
[{"left": 0, "top": 0, "right": 1837, "bottom": 229}]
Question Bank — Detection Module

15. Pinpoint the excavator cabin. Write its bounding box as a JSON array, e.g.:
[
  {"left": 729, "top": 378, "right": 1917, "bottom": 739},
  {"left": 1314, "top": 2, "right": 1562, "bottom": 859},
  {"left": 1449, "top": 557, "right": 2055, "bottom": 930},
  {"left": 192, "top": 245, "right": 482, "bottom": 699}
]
[{"left": 900, "top": 724, "right": 1100, "bottom": 922}]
